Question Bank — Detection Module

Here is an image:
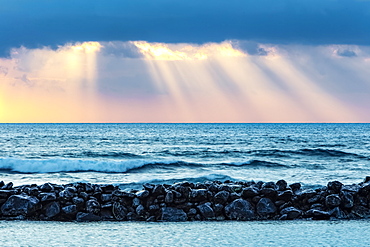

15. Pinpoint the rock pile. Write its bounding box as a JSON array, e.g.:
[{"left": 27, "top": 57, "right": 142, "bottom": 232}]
[{"left": 1, "top": 178, "right": 370, "bottom": 221}]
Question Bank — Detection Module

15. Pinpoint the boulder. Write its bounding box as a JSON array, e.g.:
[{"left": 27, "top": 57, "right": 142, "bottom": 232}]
[
  {"left": 86, "top": 199, "right": 101, "bottom": 214},
  {"left": 256, "top": 198, "right": 277, "bottom": 217},
  {"left": 280, "top": 206, "right": 301, "bottom": 219},
  {"left": 189, "top": 189, "right": 208, "bottom": 202},
  {"left": 241, "top": 187, "right": 259, "bottom": 198},
  {"left": 351, "top": 205, "right": 370, "bottom": 218},
  {"left": 165, "top": 191, "right": 174, "bottom": 203},
  {"left": 276, "top": 180, "right": 287, "bottom": 191},
  {"left": 277, "top": 190, "right": 293, "bottom": 201},
  {"left": 136, "top": 190, "right": 150, "bottom": 199},
  {"left": 325, "top": 194, "right": 341, "bottom": 208},
  {"left": 39, "top": 183, "right": 54, "bottom": 192},
  {"left": 225, "top": 199, "right": 255, "bottom": 220},
  {"left": 160, "top": 207, "right": 187, "bottom": 221},
  {"left": 39, "top": 192, "right": 57, "bottom": 202},
  {"left": 1, "top": 195, "right": 40, "bottom": 216},
  {"left": 0, "top": 190, "right": 16, "bottom": 198},
  {"left": 112, "top": 202, "right": 127, "bottom": 220},
  {"left": 76, "top": 212, "right": 101, "bottom": 222},
  {"left": 213, "top": 191, "right": 229, "bottom": 204},
  {"left": 62, "top": 205, "right": 77, "bottom": 215},
  {"left": 327, "top": 181, "right": 343, "bottom": 193},
  {"left": 44, "top": 201, "right": 60, "bottom": 218},
  {"left": 197, "top": 203, "right": 215, "bottom": 220},
  {"left": 305, "top": 209, "right": 330, "bottom": 220},
  {"left": 340, "top": 191, "right": 354, "bottom": 208}
]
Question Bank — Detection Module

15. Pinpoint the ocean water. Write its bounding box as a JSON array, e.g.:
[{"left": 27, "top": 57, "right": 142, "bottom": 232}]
[{"left": 0, "top": 123, "right": 370, "bottom": 188}]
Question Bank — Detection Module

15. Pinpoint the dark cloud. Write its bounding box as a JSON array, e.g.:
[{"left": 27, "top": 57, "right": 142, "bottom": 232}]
[
  {"left": 1, "top": 0, "right": 370, "bottom": 56},
  {"left": 100, "top": 42, "right": 143, "bottom": 58},
  {"left": 336, "top": 49, "right": 357, "bottom": 57}
]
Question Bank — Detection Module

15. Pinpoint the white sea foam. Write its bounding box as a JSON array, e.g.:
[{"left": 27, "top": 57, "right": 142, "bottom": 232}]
[{"left": 0, "top": 158, "right": 177, "bottom": 173}]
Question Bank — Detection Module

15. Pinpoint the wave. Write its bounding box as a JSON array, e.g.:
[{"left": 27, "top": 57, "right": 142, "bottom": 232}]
[{"left": 0, "top": 158, "right": 287, "bottom": 174}]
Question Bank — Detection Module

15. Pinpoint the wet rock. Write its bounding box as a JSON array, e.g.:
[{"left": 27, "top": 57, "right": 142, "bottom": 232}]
[
  {"left": 76, "top": 212, "right": 101, "bottom": 222},
  {"left": 101, "top": 194, "right": 112, "bottom": 202},
  {"left": 62, "top": 205, "right": 77, "bottom": 215},
  {"left": 241, "top": 187, "right": 259, "bottom": 198},
  {"left": 327, "top": 181, "right": 343, "bottom": 193},
  {"left": 260, "top": 188, "right": 278, "bottom": 200},
  {"left": 256, "top": 198, "right": 277, "bottom": 217},
  {"left": 0, "top": 190, "right": 16, "bottom": 198},
  {"left": 127, "top": 212, "right": 140, "bottom": 221},
  {"left": 325, "top": 194, "right": 341, "bottom": 208},
  {"left": 262, "top": 182, "right": 276, "bottom": 189},
  {"left": 0, "top": 181, "right": 4, "bottom": 188},
  {"left": 79, "top": 192, "right": 89, "bottom": 201},
  {"left": 187, "top": 208, "right": 197, "bottom": 217},
  {"left": 112, "top": 202, "right": 127, "bottom": 220},
  {"left": 330, "top": 207, "right": 347, "bottom": 219},
  {"left": 72, "top": 197, "right": 84, "bottom": 206},
  {"left": 146, "top": 216, "right": 156, "bottom": 222},
  {"left": 276, "top": 180, "right": 287, "bottom": 191},
  {"left": 1, "top": 195, "right": 40, "bottom": 216},
  {"left": 197, "top": 203, "right": 215, "bottom": 220},
  {"left": 351, "top": 205, "right": 370, "bottom": 218},
  {"left": 340, "top": 191, "right": 354, "bottom": 208},
  {"left": 143, "top": 183, "right": 155, "bottom": 191},
  {"left": 86, "top": 199, "right": 101, "bottom": 214},
  {"left": 132, "top": 198, "right": 141, "bottom": 208},
  {"left": 280, "top": 207, "right": 301, "bottom": 219},
  {"left": 160, "top": 207, "right": 187, "bottom": 222},
  {"left": 1, "top": 182, "right": 13, "bottom": 190},
  {"left": 225, "top": 199, "right": 255, "bottom": 220},
  {"left": 305, "top": 209, "right": 330, "bottom": 220},
  {"left": 189, "top": 189, "right": 208, "bottom": 202},
  {"left": 214, "top": 191, "right": 230, "bottom": 204},
  {"left": 277, "top": 190, "right": 293, "bottom": 202},
  {"left": 136, "top": 204, "right": 145, "bottom": 216},
  {"left": 213, "top": 203, "right": 224, "bottom": 215},
  {"left": 39, "top": 183, "right": 54, "bottom": 192},
  {"left": 44, "top": 201, "right": 60, "bottom": 218},
  {"left": 39, "top": 192, "right": 57, "bottom": 202},
  {"left": 289, "top": 183, "right": 301, "bottom": 191},
  {"left": 152, "top": 185, "right": 165, "bottom": 195},
  {"left": 307, "top": 195, "right": 321, "bottom": 204},
  {"left": 59, "top": 187, "right": 77, "bottom": 200},
  {"left": 112, "top": 190, "right": 135, "bottom": 198},
  {"left": 136, "top": 190, "right": 150, "bottom": 199},
  {"left": 359, "top": 183, "right": 370, "bottom": 196},
  {"left": 165, "top": 191, "right": 174, "bottom": 204}
]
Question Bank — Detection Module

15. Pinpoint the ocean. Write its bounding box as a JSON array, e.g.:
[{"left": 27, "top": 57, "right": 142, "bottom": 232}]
[{"left": 1, "top": 123, "right": 370, "bottom": 246}]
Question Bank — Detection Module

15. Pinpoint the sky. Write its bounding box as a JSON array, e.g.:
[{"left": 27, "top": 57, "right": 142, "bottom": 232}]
[{"left": 1, "top": 0, "right": 370, "bottom": 123}]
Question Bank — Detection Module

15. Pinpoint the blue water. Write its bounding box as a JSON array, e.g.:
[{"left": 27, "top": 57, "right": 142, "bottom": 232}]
[{"left": 0, "top": 123, "right": 369, "bottom": 188}]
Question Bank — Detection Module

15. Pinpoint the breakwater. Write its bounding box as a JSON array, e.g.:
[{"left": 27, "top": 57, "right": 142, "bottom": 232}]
[{"left": 1, "top": 178, "right": 370, "bottom": 222}]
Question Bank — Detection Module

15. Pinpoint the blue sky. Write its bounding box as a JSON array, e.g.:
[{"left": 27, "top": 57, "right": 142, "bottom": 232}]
[{"left": 1, "top": 0, "right": 370, "bottom": 56}]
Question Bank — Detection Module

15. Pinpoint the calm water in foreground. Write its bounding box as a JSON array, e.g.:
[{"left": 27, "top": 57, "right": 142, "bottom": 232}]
[{"left": 1, "top": 220, "right": 370, "bottom": 246}]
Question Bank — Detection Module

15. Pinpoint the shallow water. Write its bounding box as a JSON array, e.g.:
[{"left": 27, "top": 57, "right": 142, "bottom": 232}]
[{"left": 0, "top": 220, "right": 369, "bottom": 246}]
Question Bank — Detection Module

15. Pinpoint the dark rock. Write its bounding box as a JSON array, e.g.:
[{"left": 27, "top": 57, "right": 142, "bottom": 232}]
[
  {"left": 44, "top": 201, "right": 60, "bottom": 218},
  {"left": 160, "top": 207, "right": 187, "bottom": 221},
  {"left": 136, "top": 204, "right": 145, "bottom": 216},
  {"left": 79, "top": 192, "right": 89, "bottom": 201},
  {"left": 132, "top": 198, "right": 141, "bottom": 208},
  {"left": 86, "top": 199, "right": 101, "bottom": 214},
  {"left": 187, "top": 208, "right": 197, "bottom": 216},
  {"left": 276, "top": 180, "right": 287, "bottom": 191},
  {"left": 327, "top": 181, "right": 343, "bottom": 193},
  {"left": 262, "top": 182, "right": 276, "bottom": 189},
  {"left": 341, "top": 184, "right": 360, "bottom": 193},
  {"left": 364, "top": 176, "right": 370, "bottom": 183},
  {"left": 214, "top": 191, "right": 230, "bottom": 204},
  {"left": 153, "top": 185, "right": 165, "bottom": 195},
  {"left": 197, "top": 203, "right": 215, "bottom": 220},
  {"left": 330, "top": 207, "right": 347, "bottom": 219},
  {"left": 72, "top": 197, "right": 85, "bottom": 206},
  {"left": 189, "top": 189, "right": 208, "bottom": 202},
  {"left": 213, "top": 203, "right": 224, "bottom": 215},
  {"left": 62, "top": 205, "right": 77, "bottom": 215},
  {"left": 0, "top": 190, "right": 16, "bottom": 198},
  {"left": 39, "top": 192, "right": 57, "bottom": 202},
  {"left": 289, "top": 183, "right": 301, "bottom": 191},
  {"left": 260, "top": 188, "right": 278, "bottom": 200},
  {"left": 127, "top": 212, "right": 140, "bottom": 221},
  {"left": 225, "top": 199, "right": 255, "bottom": 220},
  {"left": 277, "top": 190, "right": 293, "bottom": 202},
  {"left": 241, "top": 187, "right": 259, "bottom": 198},
  {"left": 310, "top": 203, "right": 324, "bottom": 210},
  {"left": 76, "top": 212, "right": 101, "bottom": 222},
  {"left": 340, "top": 191, "right": 354, "bottom": 208},
  {"left": 325, "top": 194, "right": 341, "bottom": 208},
  {"left": 305, "top": 209, "right": 330, "bottom": 220},
  {"left": 112, "top": 202, "right": 127, "bottom": 220},
  {"left": 280, "top": 207, "right": 301, "bottom": 219},
  {"left": 112, "top": 190, "right": 135, "bottom": 198},
  {"left": 59, "top": 187, "right": 77, "bottom": 200},
  {"left": 101, "top": 185, "right": 115, "bottom": 193},
  {"left": 39, "top": 183, "right": 54, "bottom": 192},
  {"left": 165, "top": 191, "right": 174, "bottom": 204},
  {"left": 0, "top": 181, "right": 4, "bottom": 188},
  {"left": 1, "top": 182, "right": 13, "bottom": 190},
  {"left": 143, "top": 183, "right": 155, "bottom": 191},
  {"left": 101, "top": 194, "right": 112, "bottom": 202},
  {"left": 298, "top": 189, "right": 316, "bottom": 199},
  {"left": 136, "top": 190, "right": 150, "bottom": 199},
  {"left": 256, "top": 198, "right": 277, "bottom": 217},
  {"left": 1, "top": 195, "right": 40, "bottom": 216},
  {"left": 146, "top": 216, "right": 156, "bottom": 222},
  {"left": 359, "top": 183, "right": 370, "bottom": 196},
  {"left": 307, "top": 195, "right": 321, "bottom": 204},
  {"left": 148, "top": 204, "right": 160, "bottom": 212},
  {"left": 351, "top": 205, "right": 370, "bottom": 218}
]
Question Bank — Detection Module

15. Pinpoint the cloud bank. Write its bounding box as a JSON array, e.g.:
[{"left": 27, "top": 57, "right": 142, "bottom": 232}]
[{"left": 1, "top": 0, "right": 370, "bottom": 56}]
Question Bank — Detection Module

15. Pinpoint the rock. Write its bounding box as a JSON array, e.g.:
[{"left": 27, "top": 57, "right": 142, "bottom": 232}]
[
  {"left": 101, "top": 194, "right": 112, "bottom": 202},
  {"left": 86, "top": 199, "right": 100, "bottom": 214},
  {"left": 325, "top": 194, "right": 341, "bottom": 208},
  {"left": 298, "top": 189, "right": 316, "bottom": 199},
  {"left": 225, "top": 199, "right": 255, "bottom": 220},
  {"left": 327, "top": 181, "right": 343, "bottom": 193},
  {"left": 289, "top": 183, "right": 301, "bottom": 191},
  {"left": 340, "top": 191, "right": 354, "bottom": 208},
  {"left": 359, "top": 183, "right": 370, "bottom": 196},
  {"left": 241, "top": 187, "right": 259, "bottom": 198},
  {"left": 165, "top": 191, "right": 174, "bottom": 204},
  {"left": 62, "top": 205, "right": 77, "bottom": 215},
  {"left": 112, "top": 190, "right": 135, "bottom": 198},
  {"left": 187, "top": 208, "right": 197, "bottom": 216},
  {"left": 262, "top": 182, "right": 276, "bottom": 189},
  {"left": 213, "top": 203, "right": 224, "bottom": 215},
  {"left": 127, "top": 212, "right": 140, "bottom": 221},
  {"left": 0, "top": 190, "right": 16, "bottom": 198},
  {"left": 79, "top": 192, "right": 89, "bottom": 201},
  {"left": 0, "top": 181, "right": 4, "bottom": 187},
  {"left": 152, "top": 185, "right": 165, "bottom": 195},
  {"left": 1, "top": 182, "right": 13, "bottom": 190},
  {"left": 112, "top": 202, "right": 127, "bottom": 220},
  {"left": 189, "top": 189, "right": 208, "bottom": 202},
  {"left": 1, "top": 195, "right": 40, "bottom": 216},
  {"left": 330, "top": 207, "right": 347, "bottom": 219},
  {"left": 101, "top": 184, "right": 115, "bottom": 193},
  {"left": 146, "top": 216, "right": 156, "bottom": 222},
  {"left": 213, "top": 191, "right": 229, "bottom": 204},
  {"left": 276, "top": 180, "right": 287, "bottom": 191},
  {"left": 72, "top": 197, "right": 85, "bottom": 206},
  {"left": 136, "top": 204, "right": 145, "bottom": 216},
  {"left": 44, "top": 201, "right": 60, "bottom": 218},
  {"left": 132, "top": 198, "right": 141, "bottom": 208},
  {"left": 280, "top": 207, "right": 301, "bottom": 219},
  {"left": 160, "top": 207, "right": 187, "bottom": 221},
  {"left": 39, "top": 192, "right": 57, "bottom": 202},
  {"left": 307, "top": 195, "right": 321, "bottom": 204},
  {"left": 256, "top": 198, "right": 277, "bottom": 217},
  {"left": 59, "top": 187, "right": 77, "bottom": 200},
  {"left": 76, "top": 212, "right": 102, "bottom": 222},
  {"left": 305, "top": 209, "right": 330, "bottom": 220},
  {"left": 143, "top": 183, "right": 155, "bottom": 191},
  {"left": 148, "top": 204, "right": 160, "bottom": 212},
  {"left": 136, "top": 190, "right": 150, "bottom": 199},
  {"left": 277, "top": 190, "right": 293, "bottom": 201},
  {"left": 351, "top": 205, "right": 370, "bottom": 218},
  {"left": 39, "top": 183, "right": 54, "bottom": 192},
  {"left": 260, "top": 188, "right": 278, "bottom": 199},
  {"left": 197, "top": 203, "right": 215, "bottom": 220}
]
